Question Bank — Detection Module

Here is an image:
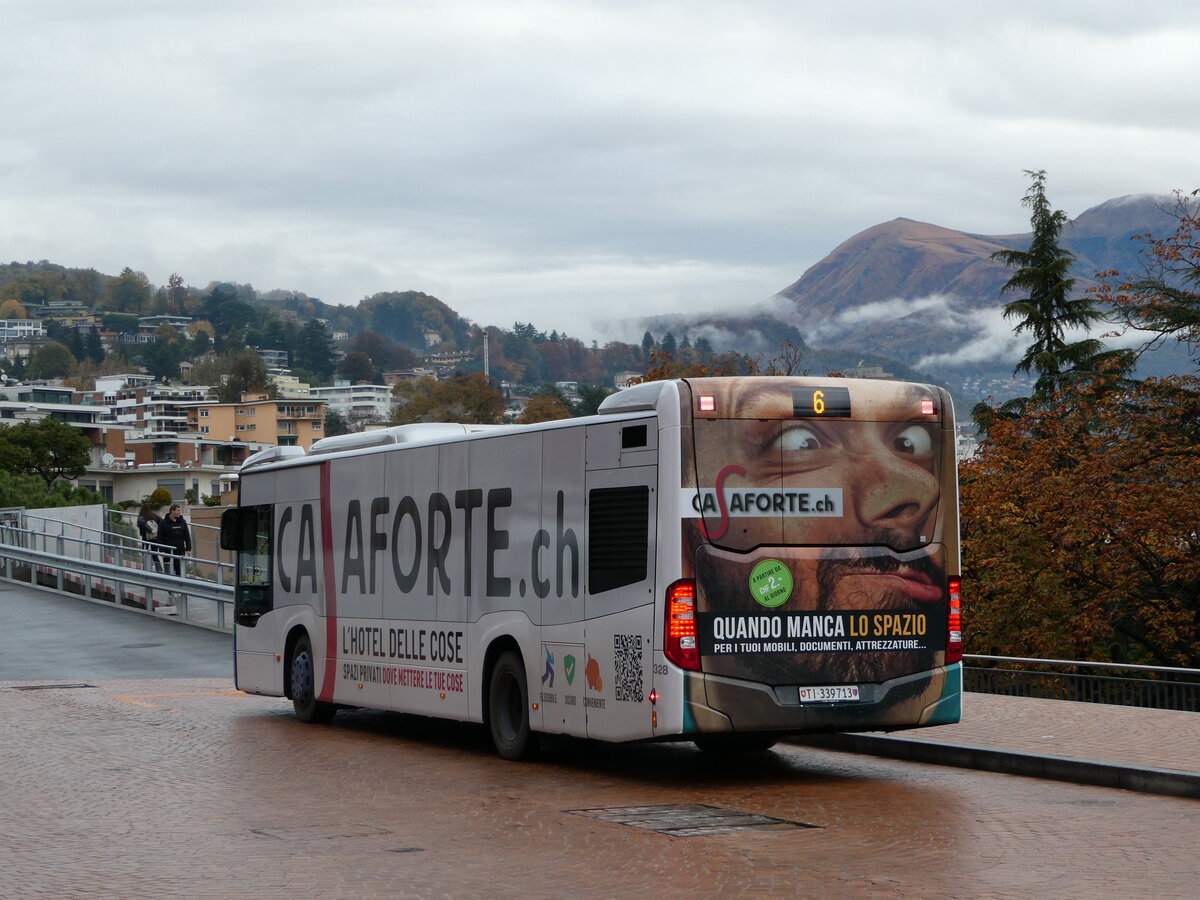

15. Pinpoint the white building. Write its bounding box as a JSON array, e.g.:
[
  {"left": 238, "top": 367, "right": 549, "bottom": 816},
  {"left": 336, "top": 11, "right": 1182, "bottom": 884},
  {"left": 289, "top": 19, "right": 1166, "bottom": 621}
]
[
  {"left": 0, "top": 319, "right": 47, "bottom": 341},
  {"left": 307, "top": 382, "right": 394, "bottom": 428}
]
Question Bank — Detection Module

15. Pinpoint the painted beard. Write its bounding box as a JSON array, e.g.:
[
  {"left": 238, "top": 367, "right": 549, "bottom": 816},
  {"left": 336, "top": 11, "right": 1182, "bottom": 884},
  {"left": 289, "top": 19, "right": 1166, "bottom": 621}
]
[
  {"left": 807, "top": 549, "right": 944, "bottom": 685},
  {"left": 692, "top": 535, "right": 946, "bottom": 688}
]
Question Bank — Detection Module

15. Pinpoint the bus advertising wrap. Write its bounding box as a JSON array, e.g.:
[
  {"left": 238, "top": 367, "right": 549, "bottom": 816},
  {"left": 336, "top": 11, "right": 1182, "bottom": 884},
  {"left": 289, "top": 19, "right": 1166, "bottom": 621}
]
[{"left": 680, "top": 376, "right": 958, "bottom": 722}]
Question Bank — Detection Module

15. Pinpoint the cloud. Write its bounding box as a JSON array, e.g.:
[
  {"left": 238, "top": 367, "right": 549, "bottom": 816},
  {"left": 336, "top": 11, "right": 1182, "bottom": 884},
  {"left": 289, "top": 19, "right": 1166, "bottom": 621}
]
[
  {"left": 763, "top": 290, "right": 1151, "bottom": 370},
  {"left": 0, "top": 2, "right": 1197, "bottom": 344}
]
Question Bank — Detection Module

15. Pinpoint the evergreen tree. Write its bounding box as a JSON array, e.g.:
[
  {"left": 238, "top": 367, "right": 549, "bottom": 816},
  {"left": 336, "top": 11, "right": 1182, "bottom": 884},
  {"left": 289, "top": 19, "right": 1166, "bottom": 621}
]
[
  {"left": 992, "top": 170, "right": 1131, "bottom": 403},
  {"left": 324, "top": 408, "right": 351, "bottom": 437},
  {"left": 140, "top": 338, "right": 180, "bottom": 382},
  {"left": 191, "top": 330, "right": 212, "bottom": 357},
  {"left": 66, "top": 329, "right": 86, "bottom": 362},
  {"left": 295, "top": 319, "right": 338, "bottom": 383},
  {"left": 84, "top": 328, "right": 104, "bottom": 365},
  {"left": 572, "top": 384, "right": 614, "bottom": 416}
]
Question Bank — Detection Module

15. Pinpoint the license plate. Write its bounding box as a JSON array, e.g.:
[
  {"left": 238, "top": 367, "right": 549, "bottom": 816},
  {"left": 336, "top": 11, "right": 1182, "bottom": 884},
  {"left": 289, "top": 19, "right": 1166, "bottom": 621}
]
[{"left": 798, "top": 685, "right": 860, "bottom": 703}]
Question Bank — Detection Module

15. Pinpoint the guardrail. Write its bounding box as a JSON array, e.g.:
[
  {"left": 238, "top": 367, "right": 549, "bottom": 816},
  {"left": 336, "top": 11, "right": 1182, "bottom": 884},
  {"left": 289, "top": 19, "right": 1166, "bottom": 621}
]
[
  {"left": 963, "top": 654, "right": 1200, "bottom": 712},
  {"left": 0, "top": 524, "right": 233, "bottom": 632},
  {"left": 1, "top": 517, "right": 1196, "bottom": 699}
]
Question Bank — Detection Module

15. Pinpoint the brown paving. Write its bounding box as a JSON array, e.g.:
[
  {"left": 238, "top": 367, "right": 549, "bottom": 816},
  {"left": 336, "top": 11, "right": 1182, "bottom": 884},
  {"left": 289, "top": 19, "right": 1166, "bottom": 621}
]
[
  {"left": 886, "top": 692, "right": 1200, "bottom": 774},
  {"left": 1, "top": 678, "right": 1197, "bottom": 899}
]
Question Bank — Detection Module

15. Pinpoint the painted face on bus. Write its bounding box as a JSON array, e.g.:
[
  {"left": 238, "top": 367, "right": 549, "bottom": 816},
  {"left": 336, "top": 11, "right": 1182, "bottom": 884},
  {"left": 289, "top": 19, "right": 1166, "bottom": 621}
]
[
  {"left": 774, "top": 417, "right": 939, "bottom": 549},
  {"left": 686, "top": 378, "right": 947, "bottom": 685},
  {"left": 689, "top": 380, "right": 943, "bottom": 553}
]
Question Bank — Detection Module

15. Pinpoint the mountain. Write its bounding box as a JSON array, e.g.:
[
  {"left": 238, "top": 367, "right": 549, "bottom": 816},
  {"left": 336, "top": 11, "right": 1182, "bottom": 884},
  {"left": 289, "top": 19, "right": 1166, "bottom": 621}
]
[
  {"left": 777, "top": 219, "right": 1018, "bottom": 319},
  {"left": 774, "top": 194, "right": 1188, "bottom": 380}
]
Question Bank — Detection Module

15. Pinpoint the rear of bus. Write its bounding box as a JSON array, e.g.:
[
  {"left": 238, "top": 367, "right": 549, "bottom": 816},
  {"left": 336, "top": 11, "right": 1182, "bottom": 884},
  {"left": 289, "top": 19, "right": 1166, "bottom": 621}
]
[{"left": 668, "top": 376, "right": 962, "bottom": 736}]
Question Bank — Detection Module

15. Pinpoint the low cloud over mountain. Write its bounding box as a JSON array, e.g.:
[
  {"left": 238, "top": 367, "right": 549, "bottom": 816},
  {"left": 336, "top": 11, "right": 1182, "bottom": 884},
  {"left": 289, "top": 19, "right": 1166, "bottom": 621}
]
[{"left": 772, "top": 193, "right": 1189, "bottom": 371}]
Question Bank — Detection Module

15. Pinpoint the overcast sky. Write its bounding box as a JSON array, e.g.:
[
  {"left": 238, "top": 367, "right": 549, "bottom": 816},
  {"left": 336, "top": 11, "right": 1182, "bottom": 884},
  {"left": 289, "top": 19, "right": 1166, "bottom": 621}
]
[{"left": 2, "top": 1, "right": 1197, "bottom": 344}]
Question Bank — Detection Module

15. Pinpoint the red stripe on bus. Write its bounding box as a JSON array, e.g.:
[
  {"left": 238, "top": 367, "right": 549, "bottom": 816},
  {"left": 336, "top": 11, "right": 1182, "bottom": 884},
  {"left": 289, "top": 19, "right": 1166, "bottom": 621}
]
[{"left": 319, "top": 461, "right": 339, "bottom": 703}]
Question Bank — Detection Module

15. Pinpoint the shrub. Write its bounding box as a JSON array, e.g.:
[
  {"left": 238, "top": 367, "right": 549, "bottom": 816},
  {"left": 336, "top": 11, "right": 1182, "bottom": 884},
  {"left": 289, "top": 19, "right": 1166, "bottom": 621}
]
[{"left": 148, "top": 487, "right": 172, "bottom": 508}]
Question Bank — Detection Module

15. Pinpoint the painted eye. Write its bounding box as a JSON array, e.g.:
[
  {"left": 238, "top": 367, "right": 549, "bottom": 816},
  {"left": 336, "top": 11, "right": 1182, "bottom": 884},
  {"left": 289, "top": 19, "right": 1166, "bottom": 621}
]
[
  {"left": 894, "top": 424, "right": 933, "bottom": 455},
  {"left": 778, "top": 426, "right": 821, "bottom": 451}
]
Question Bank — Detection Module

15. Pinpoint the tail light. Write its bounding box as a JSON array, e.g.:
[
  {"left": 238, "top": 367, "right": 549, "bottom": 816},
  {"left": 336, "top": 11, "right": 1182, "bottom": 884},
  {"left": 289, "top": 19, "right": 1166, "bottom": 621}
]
[
  {"left": 946, "top": 578, "right": 963, "bottom": 664},
  {"left": 664, "top": 579, "right": 700, "bottom": 671}
]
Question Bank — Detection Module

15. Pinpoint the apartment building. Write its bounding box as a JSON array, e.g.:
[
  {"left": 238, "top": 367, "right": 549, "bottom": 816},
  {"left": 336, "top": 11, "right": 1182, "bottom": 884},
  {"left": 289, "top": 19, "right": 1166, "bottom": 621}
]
[
  {"left": 187, "top": 393, "right": 325, "bottom": 449},
  {"left": 307, "top": 381, "right": 394, "bottom": 428}
]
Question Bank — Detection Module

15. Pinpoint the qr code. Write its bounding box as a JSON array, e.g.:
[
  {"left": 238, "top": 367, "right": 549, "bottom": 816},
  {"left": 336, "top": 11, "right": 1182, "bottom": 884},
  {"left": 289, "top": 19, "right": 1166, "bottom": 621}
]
[{"left": 614, "top": 634, "right": 643, "bottom": 702}]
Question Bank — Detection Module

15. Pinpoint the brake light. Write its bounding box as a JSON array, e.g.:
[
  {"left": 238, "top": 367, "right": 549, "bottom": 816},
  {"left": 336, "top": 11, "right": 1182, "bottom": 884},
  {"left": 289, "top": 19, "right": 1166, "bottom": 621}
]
[
  {"left": 664, "top": 579, "right": 700, "bottom": 671},
  {"left": 946, "top": 578, "right": 963, "bottom": 664}
]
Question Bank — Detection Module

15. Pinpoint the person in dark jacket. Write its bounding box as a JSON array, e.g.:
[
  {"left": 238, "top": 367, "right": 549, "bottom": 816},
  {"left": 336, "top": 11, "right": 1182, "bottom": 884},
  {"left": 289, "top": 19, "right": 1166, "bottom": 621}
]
[
  {"left": 158, "top": 504, "right": 192, "bottom": 578},
  {"left": 136, "top": 504, "right": 165, "bottom": 573}
]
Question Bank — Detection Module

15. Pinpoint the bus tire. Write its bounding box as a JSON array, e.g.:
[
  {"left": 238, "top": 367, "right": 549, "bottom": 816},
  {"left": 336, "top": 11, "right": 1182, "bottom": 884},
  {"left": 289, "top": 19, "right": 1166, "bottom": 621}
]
[
  {"left": 291, "top": 634, "right": 337, "bottom": 725},
  {"left": 693, "top": 734, "right": 778, "bottom": 754},
  {"left": 488, "top": 651, "right": 536, "bottom": 761}
]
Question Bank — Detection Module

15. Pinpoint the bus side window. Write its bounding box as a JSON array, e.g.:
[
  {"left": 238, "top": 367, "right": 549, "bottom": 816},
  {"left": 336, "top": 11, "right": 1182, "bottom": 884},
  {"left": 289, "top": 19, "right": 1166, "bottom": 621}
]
[{"left": 589, "top": 486, "right": 649, "bottom": 594}]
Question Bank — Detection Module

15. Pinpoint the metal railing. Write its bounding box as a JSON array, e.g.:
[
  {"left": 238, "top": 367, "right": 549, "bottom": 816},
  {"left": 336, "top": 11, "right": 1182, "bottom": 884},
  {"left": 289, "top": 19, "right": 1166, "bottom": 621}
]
[
  {"left": 0, "top": 520, "right": 233, "bottom": 632},
  {"left": 1, "top": 512, "right": 1196, "bottom": 700},
  {"left": 964, "top": 654, "right": 1200, "bottom": 712},
  {"left": 20, "top": 507, "right": 233, "bottom": 584}
]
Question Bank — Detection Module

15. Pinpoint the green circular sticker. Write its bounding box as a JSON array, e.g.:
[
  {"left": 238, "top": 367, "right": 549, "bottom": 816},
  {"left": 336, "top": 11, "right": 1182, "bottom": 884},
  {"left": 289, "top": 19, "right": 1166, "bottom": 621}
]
[{"left": 750, "top": 559, "right": 793, "bottom": 608}]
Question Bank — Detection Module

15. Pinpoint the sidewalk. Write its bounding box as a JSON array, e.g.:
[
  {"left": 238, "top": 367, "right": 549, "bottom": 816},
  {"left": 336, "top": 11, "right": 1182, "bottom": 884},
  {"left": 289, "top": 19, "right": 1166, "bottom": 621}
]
[{"left": 793, "top": 693, "right": 1200, "bottom": 799}]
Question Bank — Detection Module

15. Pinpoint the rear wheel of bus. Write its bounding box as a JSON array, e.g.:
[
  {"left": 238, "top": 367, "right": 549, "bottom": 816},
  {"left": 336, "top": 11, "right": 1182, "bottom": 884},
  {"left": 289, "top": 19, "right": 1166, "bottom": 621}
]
[
  {"left": 693, "top": 733, "right": 778, "bottom": 754},
  {"left": 290, "top": 634, "right": 337, "bottom": 724},
  {"left": 488, "top": 650, "right": 536, "bottom": 761}
]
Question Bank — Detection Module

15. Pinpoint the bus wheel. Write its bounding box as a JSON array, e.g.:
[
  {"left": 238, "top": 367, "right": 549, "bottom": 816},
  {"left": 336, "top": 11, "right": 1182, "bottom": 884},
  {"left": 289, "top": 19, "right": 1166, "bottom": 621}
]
[
  {"left": 693, "top": 734, "right": 778, "bottom": 754},
  {"left": 290, "top": 635, "right": 337, "bottom": 725},
  {"left": 488, "top": 651, "right": 536, "bottom": 761}
]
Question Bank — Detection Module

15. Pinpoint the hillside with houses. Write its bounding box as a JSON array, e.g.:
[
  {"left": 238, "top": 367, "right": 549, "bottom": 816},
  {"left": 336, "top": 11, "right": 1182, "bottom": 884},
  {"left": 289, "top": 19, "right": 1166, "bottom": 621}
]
[{"left": 0, "top": 269, "right": 657, "bottom": 508}]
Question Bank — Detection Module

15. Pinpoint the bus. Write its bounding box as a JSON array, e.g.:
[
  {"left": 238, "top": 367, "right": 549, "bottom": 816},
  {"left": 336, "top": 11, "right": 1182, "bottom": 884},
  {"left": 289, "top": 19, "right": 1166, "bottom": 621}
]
[{"left": 221, "top": 376, "right": 963, "bottom": 759}]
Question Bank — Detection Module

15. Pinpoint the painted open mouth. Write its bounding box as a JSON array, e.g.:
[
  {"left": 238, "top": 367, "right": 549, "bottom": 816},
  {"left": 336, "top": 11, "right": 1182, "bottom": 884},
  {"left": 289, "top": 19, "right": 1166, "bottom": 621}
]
[{"left": 835, "top": 567, "right": 944, "bottom": 604}]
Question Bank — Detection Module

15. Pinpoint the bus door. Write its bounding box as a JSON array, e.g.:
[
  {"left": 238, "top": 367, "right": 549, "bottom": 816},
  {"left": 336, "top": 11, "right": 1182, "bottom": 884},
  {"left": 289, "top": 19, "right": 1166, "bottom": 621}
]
[
  {"left": 229, "top": 463, "right": 326, "bottom": 696},
  {"left": 582, "top": 417, "right": 658, "bottom": 742},
  {"left": 221, "top": 502, "right": 275, "bottom": 694}
]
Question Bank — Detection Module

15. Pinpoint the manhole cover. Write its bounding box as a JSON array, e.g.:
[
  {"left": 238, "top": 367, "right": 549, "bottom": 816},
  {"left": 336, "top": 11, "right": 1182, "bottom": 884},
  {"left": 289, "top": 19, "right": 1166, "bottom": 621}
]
[
  {"left": 11, "top": 683, "right": 96, "bottom": 691},
  {"left": 565, "top": 804, "right": 820, "bottom": 837}
]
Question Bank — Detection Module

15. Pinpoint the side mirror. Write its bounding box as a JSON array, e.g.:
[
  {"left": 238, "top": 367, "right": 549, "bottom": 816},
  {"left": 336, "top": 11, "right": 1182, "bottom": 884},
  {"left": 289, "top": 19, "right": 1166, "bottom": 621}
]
[{"left": 220, "top": 508, "right": 245, "bottom": 551}]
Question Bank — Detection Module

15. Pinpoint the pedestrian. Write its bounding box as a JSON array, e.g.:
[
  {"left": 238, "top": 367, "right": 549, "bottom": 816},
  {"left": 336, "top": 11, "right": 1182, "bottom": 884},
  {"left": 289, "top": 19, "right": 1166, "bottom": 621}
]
[
  {"left": 136, "top": 504, "right": 164, "bottom": 573},
  {"left": 158, "top": 504, "right": 192, "bottom": 579}
]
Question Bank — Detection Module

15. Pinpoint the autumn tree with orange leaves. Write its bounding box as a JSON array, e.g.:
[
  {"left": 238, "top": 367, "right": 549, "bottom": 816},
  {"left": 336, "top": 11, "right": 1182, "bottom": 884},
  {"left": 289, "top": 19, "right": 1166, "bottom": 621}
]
[
  {"left": 964, "top": 188, "right": 1200, "bottom": 667},
  {"left": 390, "top": 373, "right": 504, "bottom": 425},
  {"left": 515, "top": 385, "right": 572, "bottom": 424},
  {"left": 961, "top": 371, "right": 1199, "bottom": 666}
]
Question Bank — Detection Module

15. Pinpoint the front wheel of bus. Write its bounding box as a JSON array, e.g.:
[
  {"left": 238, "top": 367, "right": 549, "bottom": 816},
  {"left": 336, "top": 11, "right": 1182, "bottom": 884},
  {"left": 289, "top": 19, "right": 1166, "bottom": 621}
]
[
  {"left": 488, "top": 651, "right": 536, "bottom": 761},
  {"left": 291, "top": 635, "right": 336, "bottom": 725}
]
